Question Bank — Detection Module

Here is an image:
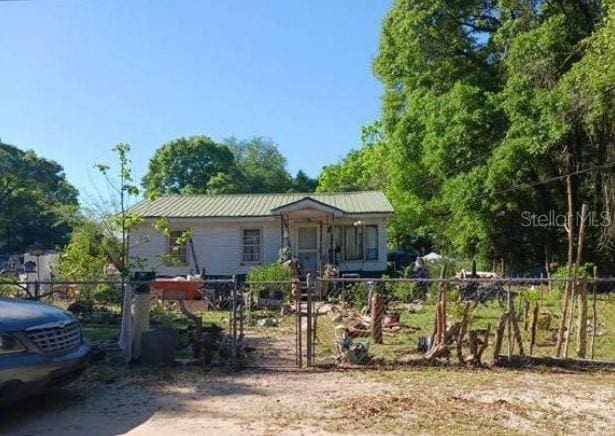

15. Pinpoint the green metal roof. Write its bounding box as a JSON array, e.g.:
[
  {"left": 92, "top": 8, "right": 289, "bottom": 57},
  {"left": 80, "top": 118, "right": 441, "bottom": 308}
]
[{"left": 130, "top": 191, "right": 393, "bottom": 218}]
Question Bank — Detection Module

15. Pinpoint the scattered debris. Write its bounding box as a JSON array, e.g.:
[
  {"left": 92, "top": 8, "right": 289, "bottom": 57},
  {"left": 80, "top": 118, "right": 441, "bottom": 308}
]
[{"left": 257, "top": 317, "right": 279, "bottom": 327}]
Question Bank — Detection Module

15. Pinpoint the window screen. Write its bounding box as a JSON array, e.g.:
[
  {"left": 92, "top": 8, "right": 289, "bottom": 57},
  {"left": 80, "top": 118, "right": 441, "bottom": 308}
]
[
  {"left": 344, "top": 225, "right": 364, "bottom": 261},
  {"left": 242, "top": 229, "right": 261, "bottom": 262},
  {"left": 366, "top": 225, "right": 378, "bottom": 260}
]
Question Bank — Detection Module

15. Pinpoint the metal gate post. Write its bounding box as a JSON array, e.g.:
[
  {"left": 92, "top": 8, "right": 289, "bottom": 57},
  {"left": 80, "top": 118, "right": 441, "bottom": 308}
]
[
  {"left": 294, "top": 279, "right": 302, "bottom": 368},
  {"left": 231, "top": 274, "right": 238, "bottom": 358},
  {"left": 312, "top": 278, "right": 318, "bottom": 366},
  {"left": 507, "top": 278, "right": 513, "bottom": 362},
  {"left": 306, "top": 273, "right": 313, "bottom": 367}
]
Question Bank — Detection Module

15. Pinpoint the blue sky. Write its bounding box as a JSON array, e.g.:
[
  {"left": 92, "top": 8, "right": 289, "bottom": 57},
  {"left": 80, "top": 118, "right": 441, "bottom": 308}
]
[{"left": 0, "top": 0, "right": 391, "bottom": 202}]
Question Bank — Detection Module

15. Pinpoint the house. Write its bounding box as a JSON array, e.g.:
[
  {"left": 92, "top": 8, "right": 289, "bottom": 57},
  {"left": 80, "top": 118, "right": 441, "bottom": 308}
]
[{"left": 128, "top": 191, "right": 394, "bottom": 278}]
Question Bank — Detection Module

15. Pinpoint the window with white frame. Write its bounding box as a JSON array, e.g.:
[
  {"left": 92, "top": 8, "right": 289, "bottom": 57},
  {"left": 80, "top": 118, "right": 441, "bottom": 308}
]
[
  {"left": 334, "top": 224, "right": 378, "bottom": 262},
  {"left": 242, "top": 229, "right": 262, "bottom": 263},
  {"left": 365, "top": 225, "right": 378, "bottom": 260},
  {"left": 168, "top": 230, "right": 188, "bottom": 264}
]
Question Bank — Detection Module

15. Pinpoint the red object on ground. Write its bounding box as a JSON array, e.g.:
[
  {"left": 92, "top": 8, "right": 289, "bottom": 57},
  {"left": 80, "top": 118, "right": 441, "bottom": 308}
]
[{"left": 149, "top": 280, "right": 203, "bottom": 300}]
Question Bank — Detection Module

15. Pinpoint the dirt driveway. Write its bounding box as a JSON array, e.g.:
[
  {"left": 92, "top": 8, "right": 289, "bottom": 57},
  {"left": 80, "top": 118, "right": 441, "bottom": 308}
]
[{"left": 2, "top": 366, "right": 615, "bottom": 435}]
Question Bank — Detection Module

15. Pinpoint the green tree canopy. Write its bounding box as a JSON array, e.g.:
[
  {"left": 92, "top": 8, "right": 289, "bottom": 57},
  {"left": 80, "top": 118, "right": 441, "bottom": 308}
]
[
  {"left": 291, "top": 170, "right": 318, "bottom": 193},
  {"left": 142, "top": 136, "right": 237, "bottom": 197},
  {"left": 224, "top": 137, "right": 293, "bottom": 193},
  {"left": 0, "top": 142, "right": 79, "bottom": 253},
  {"left": 318, "top": 0, "right": 615, "bottom": 270},
  {"left": 143, "top": 135, "right": 308, "bottom": 196}
]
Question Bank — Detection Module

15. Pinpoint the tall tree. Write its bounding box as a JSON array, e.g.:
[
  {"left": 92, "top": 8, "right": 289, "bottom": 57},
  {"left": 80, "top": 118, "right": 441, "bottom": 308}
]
[
  {"left": 320, "top": 0, "right": 614, "bottom": 269},
  {"left": 142, "top": 136, "right": 237, "bottom": 198},
  {"left": 291, "top": 170, "right": 318, "bottom": 193},
  {"left": 224, "top": 137, "right": 293, "bottom": 193},
  {"left": 0, "top": 142, "right": 79, "bottom": 253}
]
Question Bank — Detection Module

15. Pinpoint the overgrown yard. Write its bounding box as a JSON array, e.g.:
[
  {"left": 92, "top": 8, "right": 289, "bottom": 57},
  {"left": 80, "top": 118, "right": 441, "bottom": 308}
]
[
  {"left": 315, "top": 289, "right": 615, "bottom": 366},
  {"left": 1, "top": 364, "right": 614, "bottom": 435}
]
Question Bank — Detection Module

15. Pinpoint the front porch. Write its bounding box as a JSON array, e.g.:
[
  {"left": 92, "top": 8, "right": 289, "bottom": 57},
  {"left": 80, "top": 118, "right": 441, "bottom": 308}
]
[{"left": 273, "top": 197, "right": 387, "bottom": 276}]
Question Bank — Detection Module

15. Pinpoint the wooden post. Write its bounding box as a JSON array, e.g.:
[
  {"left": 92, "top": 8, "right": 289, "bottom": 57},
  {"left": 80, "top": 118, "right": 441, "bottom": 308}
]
[
  {"left": 456, "top": 301, "right": 471, "bottom": 364},
  {"left": 540, "top": 273, "right": 545, "bottom": 304},
  {"left": 530, "top": 302, "right": 539, "bottom": 356},
  {"left": 439, "top": 266, "right": 448, "bottom": 346},
  {"left": 576, "top": 279, "right": 588, "bottom": 358},
  {"left": 564, "top": 203, "right": 588, "bottom": 357},
  {"left": 439, "top": 293, "right": 447, "bottom": 346},
  {"left": 545, "top": 249, "right": 552, "bottom": 293},
  {"left": 473, "top": 324, "right": 491, "bottom": 367},
  {"left": 511, "top": 311, "right": 525, "bottom": 356},
  {"left": 494, "top": 312, "right": 509, "bottom": 361},
  {"left": 555, "top": 173, "right": 577, "bottom": 357},
  {"left": 591, "top": 266, "right": 598, "bottom": 359},
  {"left": 523, "top": 299, "right": 530, "bottom": 332},
  {"left": 371, "top": 291, "right": 383, "bottom": 345}
]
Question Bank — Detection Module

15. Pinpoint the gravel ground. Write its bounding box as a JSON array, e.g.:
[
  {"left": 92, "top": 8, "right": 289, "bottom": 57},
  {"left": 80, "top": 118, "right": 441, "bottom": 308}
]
[{"left": 1, "top": 366, "right": 615, "bottom": 435}]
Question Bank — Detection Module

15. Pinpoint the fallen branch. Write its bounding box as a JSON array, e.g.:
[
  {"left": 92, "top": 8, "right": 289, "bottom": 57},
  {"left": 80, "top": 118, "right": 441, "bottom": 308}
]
[{"left": 494, "top": 354, "right": 615, "bottom": 370}]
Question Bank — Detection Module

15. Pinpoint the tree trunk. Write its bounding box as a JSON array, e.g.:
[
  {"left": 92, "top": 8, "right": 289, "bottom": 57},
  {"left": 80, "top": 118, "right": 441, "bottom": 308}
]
[
  {"left": 555, "top": 167, "right": 576, "bottom": 357},
  {"left": 576, "top": 280, "right": 588, "bottom": 358}
]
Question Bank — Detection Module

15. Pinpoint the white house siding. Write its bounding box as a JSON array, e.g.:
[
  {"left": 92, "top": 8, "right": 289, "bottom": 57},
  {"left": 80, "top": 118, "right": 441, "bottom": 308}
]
[
  {"left": 129, "top": 215, "right": 389, "bottom": 277},
  {"left": 129, "top": 218, "right": 280, "bottom": 276}
]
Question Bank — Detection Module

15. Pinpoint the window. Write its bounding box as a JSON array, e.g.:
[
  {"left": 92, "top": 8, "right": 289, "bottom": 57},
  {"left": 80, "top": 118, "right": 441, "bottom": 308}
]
[
  {"left": 168, "top": 231, "right": 188, "bottom": 264},
  {"left": 334, "top": 224, "right": 379, "bottom": 262},
  {"left": 242, "top": 229, "right": 261, "bottom": 263},
  {"left": 365, "top": 225, "right": 378, "bottom": 260},
  {"left": 344, "top": 225, "right": 364, "bottom": 261}
]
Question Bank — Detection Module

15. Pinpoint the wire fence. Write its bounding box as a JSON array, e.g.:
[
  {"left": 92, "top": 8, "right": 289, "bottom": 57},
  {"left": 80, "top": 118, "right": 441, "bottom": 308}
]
[
  {"left": 0, "top": 278, "right": 244, "bottom": 365},
  {"left": 313, "top": 277, "right": 615, "bottom": 368},
  {"left": 2, "top": 276, "right": 613, "bottom": 370}
]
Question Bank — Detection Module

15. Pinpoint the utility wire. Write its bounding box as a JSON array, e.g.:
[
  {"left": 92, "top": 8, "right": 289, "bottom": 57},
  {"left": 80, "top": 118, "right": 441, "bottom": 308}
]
[{"left": 493, "top": 160, "right": 615, "bottom": 195}]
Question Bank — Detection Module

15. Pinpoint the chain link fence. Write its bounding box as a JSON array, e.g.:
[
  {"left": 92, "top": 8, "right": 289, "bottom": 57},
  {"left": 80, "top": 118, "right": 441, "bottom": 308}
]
[
  {"left": 312, "top": 277, "right": 615, "bottom": 368},
  {"left": 0, "top": 278, "right": 245, "bottom": 366},
  {"left": 3, "top": 275, "right": 612, "bottom": 370}
]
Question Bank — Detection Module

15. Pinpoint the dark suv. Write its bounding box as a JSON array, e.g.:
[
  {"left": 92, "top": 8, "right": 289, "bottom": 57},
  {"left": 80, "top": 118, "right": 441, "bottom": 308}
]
[{"left": 0, "top": 297, "right": 91, "bottom": 406}]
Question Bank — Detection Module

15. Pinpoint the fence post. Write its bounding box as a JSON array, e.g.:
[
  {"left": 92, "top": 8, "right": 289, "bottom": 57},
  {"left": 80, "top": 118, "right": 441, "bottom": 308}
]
[
  {"left": 293, "top": 279, "right": 302, "bottom": 368},
  {"left": 34, "top": 280, "right": 40, "bottom": 300},
  {"left": 576, "top": 278, "right": 588, "bottom": 358},
  {"left": 591, "top": 266, "right": 598, "bottom": 359},
  {"left": 312, "top": 278, "right": 318, "bottom": 365},
  {"left": 507, "top": 278, "right": 513, "bottom": 362},
  {"left": 231, "top": 274, "right": 238, "bottom": 358},
  {"left": 306, "top": 273, "right": 313, "bottom": 367},
  {"left": 370, "top": 281, "right": 383, "bottom": 345}
]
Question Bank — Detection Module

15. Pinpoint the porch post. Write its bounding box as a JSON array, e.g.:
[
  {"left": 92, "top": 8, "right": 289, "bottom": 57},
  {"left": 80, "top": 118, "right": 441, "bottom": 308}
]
[{"left": 279, "top": 214, "right": 284, "bottom": 251}]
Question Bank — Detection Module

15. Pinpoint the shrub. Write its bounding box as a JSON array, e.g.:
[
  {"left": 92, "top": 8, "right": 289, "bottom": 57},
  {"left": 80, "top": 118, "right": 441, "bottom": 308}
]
[
  {"left": 93, "top": 284, "right": 122, "bottom": 304},
  {"left": 551, "top": 263, "right": 594, "bottom": 294},
  {"left": 246, "top": 263, "right": 294, "bottom": 299},
  {"left": 346, "top": 282, "right": 370, "bottom": 309}
]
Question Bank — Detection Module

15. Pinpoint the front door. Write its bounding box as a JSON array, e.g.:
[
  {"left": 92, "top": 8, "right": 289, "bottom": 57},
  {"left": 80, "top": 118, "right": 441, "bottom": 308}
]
[{"left": 297, "top": 225, "right": 319, "bottom": 275}]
